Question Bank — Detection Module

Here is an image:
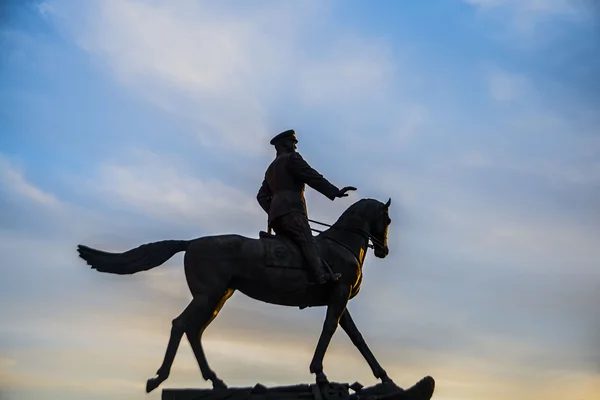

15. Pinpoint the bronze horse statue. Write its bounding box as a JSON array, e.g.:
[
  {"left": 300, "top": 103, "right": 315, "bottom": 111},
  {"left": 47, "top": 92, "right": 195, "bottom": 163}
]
[{"left": 77, "top": 197, "right": 393, "bottom": 393}]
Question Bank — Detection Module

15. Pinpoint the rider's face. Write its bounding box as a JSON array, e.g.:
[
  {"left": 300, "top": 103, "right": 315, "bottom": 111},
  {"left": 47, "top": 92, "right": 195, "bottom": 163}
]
[{"left": 282, "top": 138, "right": 297, "bottom": 152}]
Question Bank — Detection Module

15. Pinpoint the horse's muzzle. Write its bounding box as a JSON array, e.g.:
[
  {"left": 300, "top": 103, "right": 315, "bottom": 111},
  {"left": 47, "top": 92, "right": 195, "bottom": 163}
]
[{"left": 374, "top": 245, "right": 389, "bottom": 258}]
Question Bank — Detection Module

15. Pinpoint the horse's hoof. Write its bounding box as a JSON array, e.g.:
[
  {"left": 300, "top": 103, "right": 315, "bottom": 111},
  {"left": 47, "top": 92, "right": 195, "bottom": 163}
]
[
  {"left": 404, "top": 376, "right": 435, "bottom": 400},
  {"left": 315, "top": 372, "right": 329, "bottom": 385},
  {"left": 146, "top": 377, "right": 163, "bottom": 393},
  {"left": 381, "top": 375, "right": 395, "bottom": 385},
  {"left": 212, "top": 378, "right": 228, "bottom": 390}
]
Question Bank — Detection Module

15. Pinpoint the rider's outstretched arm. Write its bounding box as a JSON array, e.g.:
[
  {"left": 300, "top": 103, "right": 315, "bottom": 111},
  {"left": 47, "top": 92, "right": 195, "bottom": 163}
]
[{"left": 287, "top": 153, "right": 340, "bottom": 200}]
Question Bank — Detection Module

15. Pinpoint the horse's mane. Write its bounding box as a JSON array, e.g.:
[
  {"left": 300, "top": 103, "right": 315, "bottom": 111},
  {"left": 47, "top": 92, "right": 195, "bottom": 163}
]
[{"left": 331, "top": 198, "right": 381, "bottom": 227}]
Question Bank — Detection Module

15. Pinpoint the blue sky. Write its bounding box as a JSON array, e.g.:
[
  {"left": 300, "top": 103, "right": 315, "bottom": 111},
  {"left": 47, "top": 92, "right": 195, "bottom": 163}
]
[{"left": 1, "top": 1, "right": 599, "bottom": 399}]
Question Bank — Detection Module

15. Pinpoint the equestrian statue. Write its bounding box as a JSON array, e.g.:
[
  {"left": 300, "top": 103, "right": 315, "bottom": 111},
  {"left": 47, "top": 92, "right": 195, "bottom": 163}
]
[{"left": 76, "top": 129, "right": 435, "bottom": 400}]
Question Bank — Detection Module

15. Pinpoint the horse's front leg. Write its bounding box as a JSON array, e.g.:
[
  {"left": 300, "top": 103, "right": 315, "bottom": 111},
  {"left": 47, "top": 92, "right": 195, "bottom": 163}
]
[
  {"left": 309, "top": 284, "right": 350, "bottom": 384},
  {"left": 339, "top": 308, "right": 395, "bottom": 385}
]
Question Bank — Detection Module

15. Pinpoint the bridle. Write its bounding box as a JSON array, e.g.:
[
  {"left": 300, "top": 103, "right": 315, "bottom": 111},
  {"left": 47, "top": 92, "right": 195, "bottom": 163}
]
[{"left": 307, "top": 218, "right": 386, "bottom": 250}]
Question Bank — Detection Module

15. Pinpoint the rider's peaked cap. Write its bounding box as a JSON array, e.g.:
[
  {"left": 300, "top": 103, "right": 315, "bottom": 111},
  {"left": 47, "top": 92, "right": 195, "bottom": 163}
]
[{"left": 270, "top": 129, "right": 297, "bottom": 145}]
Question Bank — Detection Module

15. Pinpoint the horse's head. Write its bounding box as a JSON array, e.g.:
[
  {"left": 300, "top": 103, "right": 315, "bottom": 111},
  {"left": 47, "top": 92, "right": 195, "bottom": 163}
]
[
  {"left": 370, "top": 198, "right": 392, "bottom": 258},
  {"left": 332, "top": 197, "right": 393, "bottom": 259}
]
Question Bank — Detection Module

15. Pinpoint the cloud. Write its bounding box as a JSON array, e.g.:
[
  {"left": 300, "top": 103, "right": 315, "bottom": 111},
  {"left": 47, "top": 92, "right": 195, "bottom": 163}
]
[
  {"left": 87, "top": 148, "right": 264, "bottom": 235},
  {"left": 379, "top": 159, "right": 600, "bottom": 271},
  {"left": 462, "top": 0, "right": 597, "bottom": 44},
  {"left": 0, "top": 152, "right": 175, "bottom": 245},
  {"left": 41, "top": 0, "right": 401, "bottom": 157},
  {"left": 295, "top": 34, "right": 395, "bottom": 109},
  {"left": 463, "top": 0, "right": 589, "bottom": 21},
  {"left": 0, "top": 154, "right": 60, "bottom": 209},
  {"left": 486, "top": 66, "right": 531, "bottom": 102},
  {"left": 3, "top": 300, "right": 599, "bottom": 400},
  {"left": 464, "top": 0, "right": 581, "bottom": 14}
]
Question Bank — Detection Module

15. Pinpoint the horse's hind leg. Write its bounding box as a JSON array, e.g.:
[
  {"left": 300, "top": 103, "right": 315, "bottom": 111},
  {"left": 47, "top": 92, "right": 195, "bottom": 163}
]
[
  {"left": 185, "top": 288, "right": 234, "bottom": 389},
  {"left": 146, "top": 295, "right": 211, "bottom": 393}
]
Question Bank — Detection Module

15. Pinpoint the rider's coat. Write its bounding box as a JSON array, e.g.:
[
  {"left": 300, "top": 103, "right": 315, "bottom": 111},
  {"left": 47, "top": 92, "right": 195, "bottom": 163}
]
[{"left": 257, "top": 152, "right": 339, "bottom": 227}]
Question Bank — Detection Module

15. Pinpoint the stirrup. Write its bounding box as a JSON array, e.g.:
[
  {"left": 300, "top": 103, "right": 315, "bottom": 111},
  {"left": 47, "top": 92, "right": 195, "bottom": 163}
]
[
  {"left": 307, "top": 273, "right": 341, "bottom": 286},
  {"left": 322, "top": 260, "right": 341, "bottom": 280},
  {"left": 308, "top": 260, "right": 342, "bottom": 285}
]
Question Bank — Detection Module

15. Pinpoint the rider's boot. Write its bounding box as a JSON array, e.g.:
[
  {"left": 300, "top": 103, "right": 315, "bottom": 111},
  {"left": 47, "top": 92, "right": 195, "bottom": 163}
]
[{"left": 300, "top": 243, "right": 341, "bottom": 284}]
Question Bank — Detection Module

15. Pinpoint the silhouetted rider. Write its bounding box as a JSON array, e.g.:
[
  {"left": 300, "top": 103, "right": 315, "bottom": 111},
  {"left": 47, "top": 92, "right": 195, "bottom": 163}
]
[{"left": 257, "top": 129, "right": 356, "bottom": 284}]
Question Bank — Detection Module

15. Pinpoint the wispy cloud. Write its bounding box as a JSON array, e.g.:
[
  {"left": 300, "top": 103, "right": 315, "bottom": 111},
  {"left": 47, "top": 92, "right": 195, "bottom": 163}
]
[
  {"left": 0, "top": 154, "right": 60, "bottom": 208},
  {"left": 464, "top": 0, "right": 591, "bottom": 24},
  {"left": 464, "top": 0, "right": 583, "bottom": 14},
  {"left": 43, "top": 0, "right": 401, "bottom": 157},
  {"left": 486, "top": 66, "right": 531, "bottom": 102},
  {"left": 88, "top": 149, "right": 264, "bottom": 235},
  {"left": 463, "top": 0, "right": 598, "bottom": 47}
]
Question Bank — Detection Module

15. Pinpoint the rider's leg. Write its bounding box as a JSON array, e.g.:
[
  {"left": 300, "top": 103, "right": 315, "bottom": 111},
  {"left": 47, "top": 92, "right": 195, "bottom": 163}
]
[
  {"left": 300, "top": 241, "right": 339, "bottom": 284},
  {"left": 272, "top": 213, "right": 339, "bottom": 284}
]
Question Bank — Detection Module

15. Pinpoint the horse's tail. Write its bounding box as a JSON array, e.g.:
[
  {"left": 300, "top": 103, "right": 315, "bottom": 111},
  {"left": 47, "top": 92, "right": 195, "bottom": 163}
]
[{"left": 77, "top": 240, "right": 191, "bottom": 275}]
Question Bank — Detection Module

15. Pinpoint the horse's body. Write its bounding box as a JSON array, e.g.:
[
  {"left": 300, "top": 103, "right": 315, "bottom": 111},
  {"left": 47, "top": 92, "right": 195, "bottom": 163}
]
[
  {"left": 77, "top": 198, "right": 393, "bottom": 393},
  {"left": 186, "top": 232, "right": 364, "bottom": 308}
]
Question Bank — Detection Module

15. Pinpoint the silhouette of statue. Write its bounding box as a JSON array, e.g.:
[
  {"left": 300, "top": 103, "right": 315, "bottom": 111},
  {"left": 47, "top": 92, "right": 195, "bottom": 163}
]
[
  {"left": 257, "top": 129, "right": 357, "bottom": 284},
  {"left": 76, "top": 134, "right": 435, "bottom": 399}
]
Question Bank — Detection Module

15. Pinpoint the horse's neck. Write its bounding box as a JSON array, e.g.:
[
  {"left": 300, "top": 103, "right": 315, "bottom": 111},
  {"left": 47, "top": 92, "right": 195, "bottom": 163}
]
[{"left": 323, "top": 217, "right": 370, "bottom": 262}]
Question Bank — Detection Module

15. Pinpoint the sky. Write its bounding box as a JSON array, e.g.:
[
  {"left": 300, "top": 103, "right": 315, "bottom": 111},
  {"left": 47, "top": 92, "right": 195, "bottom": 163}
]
[{"left": 1, "top": 0, "right": 599, "bottom": 399}]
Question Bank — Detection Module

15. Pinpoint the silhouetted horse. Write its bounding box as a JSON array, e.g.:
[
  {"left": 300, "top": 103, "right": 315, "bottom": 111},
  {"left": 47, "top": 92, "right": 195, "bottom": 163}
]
[{"left": 77, "top": 198, "right": 393, "bottom": 393}]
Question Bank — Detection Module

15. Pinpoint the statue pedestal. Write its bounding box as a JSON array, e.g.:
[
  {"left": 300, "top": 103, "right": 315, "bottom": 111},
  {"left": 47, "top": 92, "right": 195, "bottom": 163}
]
[{"left": 162, "top": 376, "right": 435, "bottom": 400}]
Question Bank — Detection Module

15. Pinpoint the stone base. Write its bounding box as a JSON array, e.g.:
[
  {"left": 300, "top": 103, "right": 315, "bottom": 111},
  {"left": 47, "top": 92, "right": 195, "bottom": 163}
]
[{"left": 162, "top": 376, "right": 435, "bottom": 400}]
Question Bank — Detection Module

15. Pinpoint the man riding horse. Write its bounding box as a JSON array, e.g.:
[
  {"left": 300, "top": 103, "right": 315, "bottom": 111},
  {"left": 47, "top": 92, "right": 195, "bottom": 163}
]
[
  {"left": 76, "top": 129, "right": 429, "bottom": 396},
  {"left": 256, "top": 129, "right": 357, "bottom": 284}
]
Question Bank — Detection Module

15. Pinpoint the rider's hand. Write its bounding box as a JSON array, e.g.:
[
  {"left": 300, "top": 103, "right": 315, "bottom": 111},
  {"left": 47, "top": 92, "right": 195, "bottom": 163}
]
[{"left": 336, "top": 186, "right": 357, "bottom": 198}]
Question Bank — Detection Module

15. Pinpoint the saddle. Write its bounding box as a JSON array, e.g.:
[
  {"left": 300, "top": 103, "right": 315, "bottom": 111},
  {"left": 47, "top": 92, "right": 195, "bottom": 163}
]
[
  {"left": 258, "top": 230, "right": 305, "bottom": 269},
  {"left": 259, "top": 231, "right": 342, "bottom": 309}
]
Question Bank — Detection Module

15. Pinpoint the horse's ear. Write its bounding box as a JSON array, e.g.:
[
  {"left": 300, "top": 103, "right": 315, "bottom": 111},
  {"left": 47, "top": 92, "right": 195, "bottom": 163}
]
[{"left": 384, "top": 198, "right": 391, "bottom": 208}]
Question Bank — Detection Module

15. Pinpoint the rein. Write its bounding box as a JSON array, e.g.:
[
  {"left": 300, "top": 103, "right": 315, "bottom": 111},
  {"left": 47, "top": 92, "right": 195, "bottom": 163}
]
[{"left": 308, "top": 218, "right": 384, "bottom": 250}]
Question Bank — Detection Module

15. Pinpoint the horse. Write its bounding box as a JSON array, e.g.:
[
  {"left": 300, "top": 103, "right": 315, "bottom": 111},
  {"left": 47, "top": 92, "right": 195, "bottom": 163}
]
[{"left": 77, "top": 197, "right": 394, "bottom": 393}]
